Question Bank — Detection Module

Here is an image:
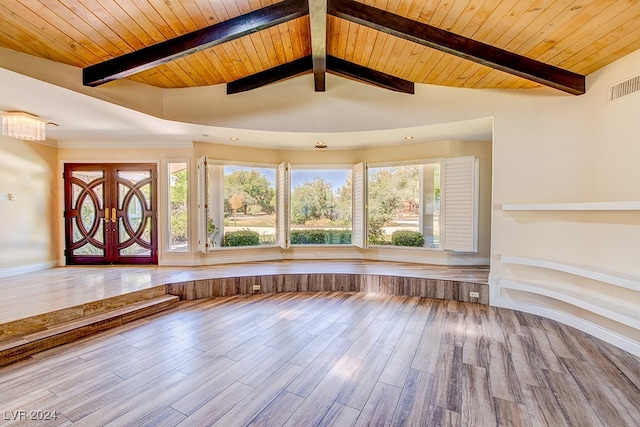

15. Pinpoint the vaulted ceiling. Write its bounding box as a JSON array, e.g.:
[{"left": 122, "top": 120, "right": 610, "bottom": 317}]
[{"left": 1, "top": 0, "right": 639, "bottom": 96}]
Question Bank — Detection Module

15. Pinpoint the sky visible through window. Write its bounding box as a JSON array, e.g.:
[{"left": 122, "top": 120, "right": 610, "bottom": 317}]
[
  {"left": 291, "top": 169, "right": 350, "bottom": 189},
  {"left": 223, "top": 166, "right": 351, "bottom": 189}
]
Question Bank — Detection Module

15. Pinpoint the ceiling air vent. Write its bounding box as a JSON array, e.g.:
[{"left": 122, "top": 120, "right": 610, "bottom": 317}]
[{"left": 609, "top": 75, "right": 640, "bottom": 101}]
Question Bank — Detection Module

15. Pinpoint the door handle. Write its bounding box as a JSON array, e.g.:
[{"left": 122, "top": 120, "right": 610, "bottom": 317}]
[{"left": 102, "top": 208, "right": 117, "bottom": 223}]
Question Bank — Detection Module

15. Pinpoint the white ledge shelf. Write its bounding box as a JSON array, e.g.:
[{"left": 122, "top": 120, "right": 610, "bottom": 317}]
[
  {"left": 499, "top": 278, "right": 640, "bottom": 331},
  {"left": 501, "top": 255, "right": 640, "bottom": 292},
  {"left": 502, "top": 201, "right": 640, "bottom": 211}
]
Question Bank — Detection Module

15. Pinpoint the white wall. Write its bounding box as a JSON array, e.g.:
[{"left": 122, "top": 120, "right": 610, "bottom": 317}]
[
  {"left": 0, "top": 47, "right": 164, "bottom": 118},
  {"left": 490, "top": 50, "right": 640, "bottom": 356},
  {"left": 162, "top": 74, "right": 493, "bottom": 132},
  {"left": 0, "top": 137, "right": 59, "bottom": 276}
]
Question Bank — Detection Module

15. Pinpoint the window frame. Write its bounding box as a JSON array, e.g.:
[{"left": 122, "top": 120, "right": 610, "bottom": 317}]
[
  {"left": 165, "top": 159, "right": 190, "bottom": 253},
  {"left": 367, "top": 158, "right": 443, "bottom": 250},
  {"left": 200, "top": 158, "right": 279, "bottom": 251}
]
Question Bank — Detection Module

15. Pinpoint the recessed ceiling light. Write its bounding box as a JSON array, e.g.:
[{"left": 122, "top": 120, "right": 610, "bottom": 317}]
[
  {"left": 404, "top": 136, "right": 414, "bottom": 140},
  {"left": 315, "top": 142, "right": 327, "bottom": 149},
  {"left": 229, "top": 137, "right": 239, "bottom": 141}
]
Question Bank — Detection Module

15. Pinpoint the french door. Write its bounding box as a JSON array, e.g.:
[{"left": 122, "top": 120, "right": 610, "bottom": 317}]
[{"left": 64, "top": 163, "right": 158, "bottom": 265}]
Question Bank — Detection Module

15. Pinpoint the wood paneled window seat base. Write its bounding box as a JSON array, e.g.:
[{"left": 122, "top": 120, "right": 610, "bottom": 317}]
[{"left": 165, "top": 261, "right": 489, "bottom": 305}]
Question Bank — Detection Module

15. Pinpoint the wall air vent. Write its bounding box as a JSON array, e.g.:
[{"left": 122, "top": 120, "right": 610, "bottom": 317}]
[{"left": 609, "top": 75, "right": 640, "bottom": 101}]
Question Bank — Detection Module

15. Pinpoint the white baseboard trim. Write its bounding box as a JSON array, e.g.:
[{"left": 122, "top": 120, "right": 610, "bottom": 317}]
[
  {"left": 492, "top": 288, "right": 640, "bottom": 358},
  {"left": 0, "top": 260, "right": 59, "bottom": 279},
  {"left": 488, "top": 274, "right": 501, "bottom": 306}
]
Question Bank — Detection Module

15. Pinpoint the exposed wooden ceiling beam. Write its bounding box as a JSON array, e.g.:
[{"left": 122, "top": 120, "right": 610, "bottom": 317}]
[
  {"left": 328, "top": 0, "right": 586, "bottom": 95},
  {"left": 309, "top": 0, "right": 328, "bottom": 91},
  {"left": 226, "top": 54, "right": 412, "bottom": 94},
  {"left": 83, "top": 0, "right": 309, "bottom": 87},
  {"left": 227, "top": 56, "right": 313, "bottom": 94},
  {"left": 327, "top": 55, "right": 414, "bottom": 94}
]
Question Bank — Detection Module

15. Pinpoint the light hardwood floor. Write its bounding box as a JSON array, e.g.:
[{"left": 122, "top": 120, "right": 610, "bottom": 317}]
[
  {"left": 1, "top": 292, "right": 639, "bottom": 426},
  {"left": 0, "top": 261, "right": 489, "bottom": 324}
]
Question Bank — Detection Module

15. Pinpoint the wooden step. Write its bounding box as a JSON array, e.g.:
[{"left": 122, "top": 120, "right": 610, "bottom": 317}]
[
  {"left": 0, "top": 285, "right": 167, "bottom": 343},
  {"left": 0, "top": 295, "right": 179, "bottom": 367}
]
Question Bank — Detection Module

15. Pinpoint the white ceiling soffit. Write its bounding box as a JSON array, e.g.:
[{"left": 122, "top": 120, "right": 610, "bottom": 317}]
[{"left": 0, "top": 66, "right": 492, "bottom": 150}]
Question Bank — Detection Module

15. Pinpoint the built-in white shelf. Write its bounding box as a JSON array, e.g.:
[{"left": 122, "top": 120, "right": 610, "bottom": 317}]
[
  {"left": 502, "top": 201, "right": 640, "bottom": 211},
  {"left": 499, "top": 278, "right": 640, "bottom": 330},
  {"left": 501, "top": 255, "right": 640, "bottom": 292}
]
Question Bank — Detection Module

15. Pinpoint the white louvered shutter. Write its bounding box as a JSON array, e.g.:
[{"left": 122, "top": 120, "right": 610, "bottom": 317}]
[
  {"left": 208, "top": 164, "right": 224, "bottom": 248},
  {"left": 352, "top": 162, "right": 367, "bottom": 248},
  {"left": 276, "top": 162, "right": 290, "bottom": 249},
  {"left": 442, "top": 156, "right": 479, "bottom": 252},
  {"left": 196, "top": 156, "right": 209, "bottom": 254}
]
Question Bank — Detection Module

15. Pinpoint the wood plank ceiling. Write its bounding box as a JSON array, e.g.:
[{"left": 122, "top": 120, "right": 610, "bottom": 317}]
[{"left": 0, "top": 0, "right": 639, "bottom": 94}]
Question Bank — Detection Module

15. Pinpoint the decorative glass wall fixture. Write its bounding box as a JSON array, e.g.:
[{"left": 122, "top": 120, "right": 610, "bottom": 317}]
[{"left": 1, "top": 112, "right": 46, "bottom": 141}]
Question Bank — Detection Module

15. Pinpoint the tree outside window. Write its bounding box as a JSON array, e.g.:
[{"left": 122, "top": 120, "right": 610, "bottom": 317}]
[
  {"left": 368, "top": 163, "right": 440, "bottom": 248},
  {"left": 169, "top": 163, "right": 188, "bottom": 252},
  {"left": 221, "top": 166, "right": 276, "bottom": 246},
  {"left": 290, "top": 169, "right": 352, "bottom": 244}
]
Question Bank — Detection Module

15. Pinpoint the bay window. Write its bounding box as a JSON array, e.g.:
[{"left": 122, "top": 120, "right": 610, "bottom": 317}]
[{"left": 196, "top": 156, "right": 478, "bottom": 253}]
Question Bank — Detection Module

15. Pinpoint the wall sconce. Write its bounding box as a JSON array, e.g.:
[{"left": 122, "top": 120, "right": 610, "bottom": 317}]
[{"left": 1, "top": 112, "right": 47, "bottom": 141}]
